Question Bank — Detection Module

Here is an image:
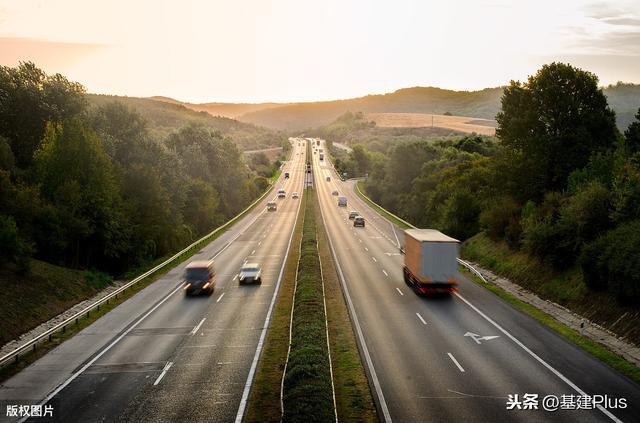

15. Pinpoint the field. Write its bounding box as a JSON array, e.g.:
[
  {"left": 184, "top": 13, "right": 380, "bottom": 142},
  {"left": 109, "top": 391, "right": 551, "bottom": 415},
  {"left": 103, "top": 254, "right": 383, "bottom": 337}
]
[{"left": 365, "top": 112, "right": 497, "bottom": 136}]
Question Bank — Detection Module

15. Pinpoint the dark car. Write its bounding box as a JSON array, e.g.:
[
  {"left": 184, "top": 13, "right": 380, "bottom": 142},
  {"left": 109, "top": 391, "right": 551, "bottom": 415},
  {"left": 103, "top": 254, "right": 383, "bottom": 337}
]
[
  {"left": 284, "top": 172, "right": 290, "bottom": 179},
  {"left": 184, "top": 260, "right": 215, "bottom": 295},
  {"left": 354, "top": 216, "right": 365, "bottom": 227}
]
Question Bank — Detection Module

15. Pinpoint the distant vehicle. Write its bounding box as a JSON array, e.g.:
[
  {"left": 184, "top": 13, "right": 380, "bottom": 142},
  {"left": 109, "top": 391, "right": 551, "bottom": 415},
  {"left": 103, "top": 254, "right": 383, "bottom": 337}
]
[
  {"left": 349, "top": 210, "right": 358, "bottom": 219},
  {"left": 267, "top": 202, "right": 277, "bottom": 211},
  {"left": 326, "top": 176, "right": 331, "bottom": 182},
  {"left": 316, "top": 140, "right": 320, "bottom": 146},
  {"left": 284, "top": 172, "right": 290, "bottom": 179},
  {"left": 292, "top": 192, "right": 299, "bottom": 199},
  {"left": 319, "top": 153, "right": 324, "bottom": 160},
  {"left": 184, "top": 260, "right": 215, "bottom": 295},
  {"left": 332, "top": 190, "right": 339, "bottom": 196},
  {"left": 239, "top": 262, "right": 262, "bottom": 285},
  {"left": 354, "top": 216, "right": 365, "bottom": 227},
  {"left": 306, "top": 163, "right": 312, "bottom": 173},
  {"left": 277, "top": 188, "right": 286, "bottom": 198},
  {"left": 338, "top": 196, "right": 347, "bottom": 207},
  {"left": 402, "top": 229, "right": 460, "bottom": 295}
]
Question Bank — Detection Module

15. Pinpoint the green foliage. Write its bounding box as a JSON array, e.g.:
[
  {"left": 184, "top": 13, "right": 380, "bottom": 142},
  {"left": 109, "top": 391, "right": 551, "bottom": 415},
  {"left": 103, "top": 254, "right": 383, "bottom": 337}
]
[
  {"left": 0, "top": 214, "right": 33, "bottom": 273},
  {"left": 0, "top": 62, "right": 86, "bottom": 167},
  {"left": 580, "top": 220, "right": 640, "bottom": 303},
  {"left": 496, "top": 62, "right": 618, "bottom": 201},
  {"left": 479, "top": 196, "right": 522, "bottom": 246},
  {"left": 623, "top": 108, "right": 640, "bottom": 155}
]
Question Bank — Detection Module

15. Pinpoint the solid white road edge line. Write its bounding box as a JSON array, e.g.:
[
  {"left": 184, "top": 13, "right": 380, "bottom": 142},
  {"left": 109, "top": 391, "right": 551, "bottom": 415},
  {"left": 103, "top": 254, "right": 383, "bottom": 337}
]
[
  {"left": 233, "top": 178, "right": 303, "bottom": 423},
  {"left": 153, "top": 361, "right": 174, "bottom": 385},
  {"left": 317, "top": 182, "right": 393, "bottom": 423},
  {"left": 190, "top": 318, "right": 206, "bottom": 335},
  {"left": 454, "top": 292, "right": 621, "bottom": 423},
  {"left": 447, "top": 353, "right": 465, "bottom": 373}
]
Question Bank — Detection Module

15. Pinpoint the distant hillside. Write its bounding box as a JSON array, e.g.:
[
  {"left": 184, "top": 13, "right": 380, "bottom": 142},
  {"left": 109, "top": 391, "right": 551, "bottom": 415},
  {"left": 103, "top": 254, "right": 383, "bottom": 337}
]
[
  {"left": 366, "top": 113, "right": 496, "bottom": 136},
  {"left": 86, "top": 94, "right": 285, "bottom": 150},
  {"left": 236, "top": 87, "right": 503, "bottom": 130},
  {"left": 229, "top": 84, "right": 640, "bottom": 131},
  {"left": 150, "top": 96, "right": 280, "bottom": 119}
]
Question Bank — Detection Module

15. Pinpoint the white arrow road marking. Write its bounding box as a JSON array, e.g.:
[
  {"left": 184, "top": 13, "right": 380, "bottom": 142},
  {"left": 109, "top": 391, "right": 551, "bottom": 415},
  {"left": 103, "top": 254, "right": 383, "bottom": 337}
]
[
  {"left": 464, "top": 332, "right": 500, "bottom": 344},
  {"left": 154, "top": 361, "right": 174, "bottom": 385},
  {"left": 384, "top": 252, "right": 401, "bottom": 256},
  {"left": 447, "top": 353, "right": 465, "bottom": 372}
]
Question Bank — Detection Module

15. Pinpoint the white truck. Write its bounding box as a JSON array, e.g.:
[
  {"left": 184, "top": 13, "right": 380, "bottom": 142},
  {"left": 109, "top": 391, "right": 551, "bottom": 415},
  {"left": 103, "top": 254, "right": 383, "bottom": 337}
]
[{"left": 402, "top": 229, "right": 460, "bottom": 295}]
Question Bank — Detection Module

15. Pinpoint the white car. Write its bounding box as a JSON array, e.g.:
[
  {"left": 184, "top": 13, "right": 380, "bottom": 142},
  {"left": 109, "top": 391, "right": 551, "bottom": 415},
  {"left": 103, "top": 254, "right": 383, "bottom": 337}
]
[
  {"left": 277, "top": 188, "right": 286, "bottom": 198},
  {"left": 239, "top": 263, "right": 262, "bottom": 285},
  {"left": 292, "top": 192, "right": 299, "bottom": 199}
]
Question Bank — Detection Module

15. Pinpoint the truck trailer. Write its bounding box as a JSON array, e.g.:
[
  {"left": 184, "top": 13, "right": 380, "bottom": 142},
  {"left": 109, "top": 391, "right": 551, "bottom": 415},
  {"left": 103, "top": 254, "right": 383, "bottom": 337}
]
[{"left": 402, "top": 229, "right": 460, "bottom": 295}]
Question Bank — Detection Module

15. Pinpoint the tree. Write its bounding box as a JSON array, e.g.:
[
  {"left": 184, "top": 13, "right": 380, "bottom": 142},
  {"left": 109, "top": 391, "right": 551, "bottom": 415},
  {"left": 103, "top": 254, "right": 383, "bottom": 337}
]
[
  {"left": 0, "top": 62, "right": 86, "bottom": 167},
  {"left": 624, "top": 108, "right": 640, "bottom": 155},
  {"left": 496, "top": 63, "right": 618, "bottom": 201}
]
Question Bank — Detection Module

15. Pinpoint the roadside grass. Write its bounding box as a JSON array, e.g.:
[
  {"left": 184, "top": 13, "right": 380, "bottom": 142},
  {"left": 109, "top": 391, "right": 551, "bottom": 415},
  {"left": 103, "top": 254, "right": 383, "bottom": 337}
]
[
  {"left": 281, "top": 188, "right": 335, "bottom": 422},
  {"left": 461, "top": 267, "right": 640, "bottom": 384},
  {"left": 0, "top": 174, "right": 280, "bottom": 383},
  {"left": 315, "top": 191, "right": 377, "bottom": 421},
  {"left": 245, "top": 191, "right": 305, "bottom": 423},
  {"left": 355, "top": 181, "right": 412, "bottom": 230},
  {"left": 462, "top": 234, "right": 640, "bottom": 346}
]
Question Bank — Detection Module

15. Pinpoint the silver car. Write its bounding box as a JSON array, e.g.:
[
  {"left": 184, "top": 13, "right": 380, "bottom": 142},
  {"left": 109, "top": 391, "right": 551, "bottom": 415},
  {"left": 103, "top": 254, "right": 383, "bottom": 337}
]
[{"left": 239, "top": 263, "right": 262, "bottom": 285}]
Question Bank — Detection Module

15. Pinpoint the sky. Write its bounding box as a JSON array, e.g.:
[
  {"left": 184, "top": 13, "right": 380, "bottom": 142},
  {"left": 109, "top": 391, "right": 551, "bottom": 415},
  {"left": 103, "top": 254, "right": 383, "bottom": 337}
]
[{"left": 0, "top": 0, "right": 639, "bottom": 103}]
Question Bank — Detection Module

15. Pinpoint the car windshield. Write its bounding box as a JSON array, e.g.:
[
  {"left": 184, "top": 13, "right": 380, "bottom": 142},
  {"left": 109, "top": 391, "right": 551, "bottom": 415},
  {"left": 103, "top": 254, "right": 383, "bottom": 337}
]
[
  {"left": 185, "top": 268, "right": 209, "bottom": 281},
  {"left": 242, "top": 267, "right": 259, "bottom": 272}
]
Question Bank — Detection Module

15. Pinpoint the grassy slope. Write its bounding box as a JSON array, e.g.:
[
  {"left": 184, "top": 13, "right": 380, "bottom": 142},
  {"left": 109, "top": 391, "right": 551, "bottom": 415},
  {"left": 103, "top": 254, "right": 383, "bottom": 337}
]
[
  {"left": 0, "top": 260, "right": 110, "bottom": 345},
  {"left": 462, "top": 233, "right": 640, "bottom": 346}
]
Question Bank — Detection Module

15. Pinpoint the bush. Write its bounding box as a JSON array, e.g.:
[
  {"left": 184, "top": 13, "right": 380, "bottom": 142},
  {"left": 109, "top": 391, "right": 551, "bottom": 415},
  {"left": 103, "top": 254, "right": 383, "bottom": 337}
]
[
  {"left": 0, "top": 214, "right": 33, "bottom": 273},
  {"left": 580, "top": 220, "right": 640, "bottom": 304},
  {"left": 479, "top": 196, "right": 521, "bottom": 244}
]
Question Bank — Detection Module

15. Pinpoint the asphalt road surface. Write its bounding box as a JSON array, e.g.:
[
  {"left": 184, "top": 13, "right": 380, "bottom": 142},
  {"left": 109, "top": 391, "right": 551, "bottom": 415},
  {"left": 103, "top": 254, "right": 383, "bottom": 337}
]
[
  {"left": 0, "top": 140, "right": 306, "bottom": 423},
  {"left": 313, "top": 140, "right": 640, "bottom": 423}
]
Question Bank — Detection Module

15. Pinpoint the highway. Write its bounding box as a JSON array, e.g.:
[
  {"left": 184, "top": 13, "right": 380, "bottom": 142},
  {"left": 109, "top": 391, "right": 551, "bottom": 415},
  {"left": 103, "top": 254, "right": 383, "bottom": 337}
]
[
  {"left": 0, "top": 140, "right": 306, "bottom": 423},
  {"left": 312, "top": 140, "right": 640, "bottom": 423}
]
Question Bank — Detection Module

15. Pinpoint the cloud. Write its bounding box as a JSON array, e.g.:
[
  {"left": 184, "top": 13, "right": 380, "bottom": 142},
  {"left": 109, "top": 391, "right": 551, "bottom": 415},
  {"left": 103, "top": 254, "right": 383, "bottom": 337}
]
[
  {"left": 573, "top": 32, "right": 640, "bottom": 56},
  {"left": 0, "top": 37, "right": 104, "bottom": 72}
]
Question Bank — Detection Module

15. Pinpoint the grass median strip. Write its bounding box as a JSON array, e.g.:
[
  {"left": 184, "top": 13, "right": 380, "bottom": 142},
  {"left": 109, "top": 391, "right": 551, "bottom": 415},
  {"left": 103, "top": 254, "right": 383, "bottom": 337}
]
[{"left": 282, "top": 188, "right": 335, "bottom": 422}]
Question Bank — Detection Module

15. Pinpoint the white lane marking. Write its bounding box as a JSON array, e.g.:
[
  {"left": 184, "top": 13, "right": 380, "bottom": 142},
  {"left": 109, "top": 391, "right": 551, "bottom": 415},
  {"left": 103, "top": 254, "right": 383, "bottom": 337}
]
[
  {"left": 216, "top": 293, "right": 225, "bottom": 303},
  {"left": 251, "top": 249, "right": 255, "bottom": 255},
  {"left": 233, "top": 274, "right": 238, "bottom": 281},
  {"left": 372, "top": 257, "right": 377, "bottom": 263},
  {"left": 383, "top": 270, "right": 389, "bottom": 277},
  {"left": 190, "top": 318, "right": 206, "bottom": 335},
  {"left": 317, "top": 185, "right": 392, "bottom": 423},
  {"left": 396, "top": 287, "right": 404, "bottom": 296},
  {"left": 153, "top": 361, "right": 174, "bottom": 385},
  {"left": 447, "top": 353, "right": 465, "bottom": 373},
  {"left": 364, "top": 247, "right": 369, "bottom": 252},
  {"left": 234, "top": 177, "right": 303, "bottom": 423},
  {"left": 358, "top": 239, "right": 362, "bottom": 243},
  {"left": 454, "top": 292, "right": 622, "bottom": 422},
  {"left": 416, "top": 313, "right": 427, "bottom": 325},
  {"left": 258, "top": 241, "right": 261, "bottom": 246}
]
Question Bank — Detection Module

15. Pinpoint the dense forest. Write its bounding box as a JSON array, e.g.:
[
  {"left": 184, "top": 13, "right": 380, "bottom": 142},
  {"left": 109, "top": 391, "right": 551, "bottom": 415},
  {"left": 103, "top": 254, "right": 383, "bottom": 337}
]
[
  {"left": 0, "top": 62, "right": 283, "bottom": 276},
  {"left": 333, "top": 63, "right": 640, "bottom": 305}
]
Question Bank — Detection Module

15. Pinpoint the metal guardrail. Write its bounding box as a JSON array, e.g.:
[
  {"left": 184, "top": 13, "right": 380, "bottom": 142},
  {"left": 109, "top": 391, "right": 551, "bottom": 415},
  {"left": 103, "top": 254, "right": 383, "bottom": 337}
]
[{"left": 0, "top": 171, "right": 280, "bottom": 370}]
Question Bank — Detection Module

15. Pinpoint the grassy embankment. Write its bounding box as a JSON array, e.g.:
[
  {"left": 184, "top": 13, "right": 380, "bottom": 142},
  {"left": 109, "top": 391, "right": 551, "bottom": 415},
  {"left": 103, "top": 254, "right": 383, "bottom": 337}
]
[{"left": 355, "top": 181, "right": 640, "bottom": 383}]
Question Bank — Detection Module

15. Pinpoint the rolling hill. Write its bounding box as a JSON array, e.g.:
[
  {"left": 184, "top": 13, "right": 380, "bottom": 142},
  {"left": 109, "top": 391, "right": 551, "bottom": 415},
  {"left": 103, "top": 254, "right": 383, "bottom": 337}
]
[{"left": 86, "top": 94, "right": 286, "bottom": 150}]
